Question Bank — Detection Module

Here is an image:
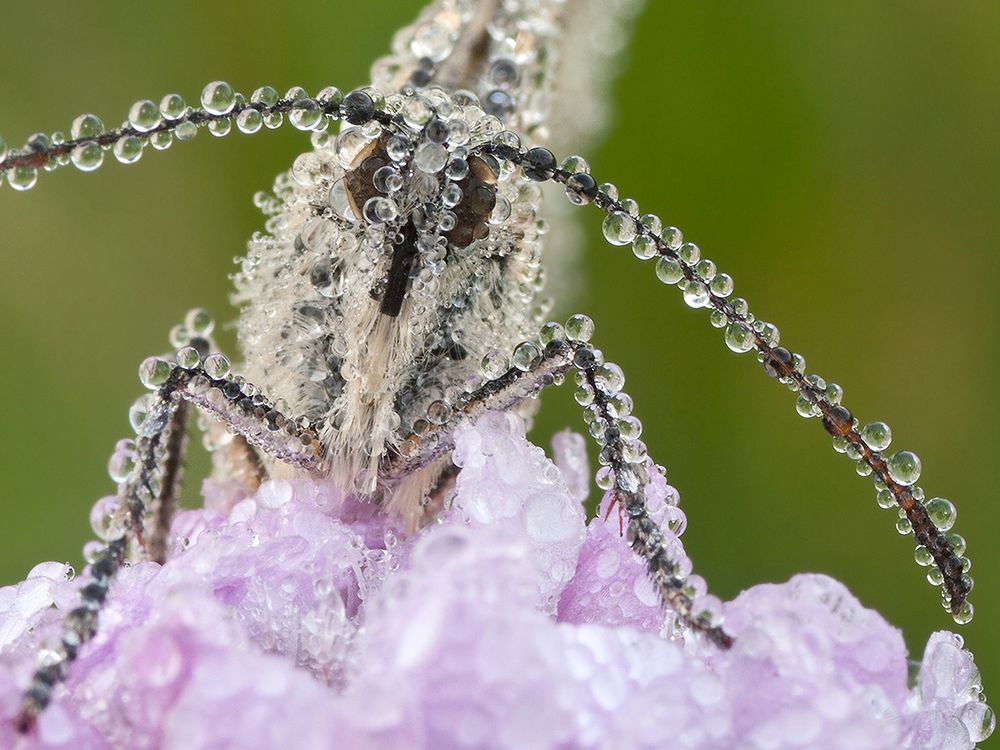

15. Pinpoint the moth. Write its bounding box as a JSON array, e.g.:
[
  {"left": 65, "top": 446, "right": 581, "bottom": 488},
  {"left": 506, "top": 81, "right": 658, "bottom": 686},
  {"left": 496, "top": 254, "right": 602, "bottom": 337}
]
[{"left": 0, "top": 0, "right": 981, "bottom": 733}]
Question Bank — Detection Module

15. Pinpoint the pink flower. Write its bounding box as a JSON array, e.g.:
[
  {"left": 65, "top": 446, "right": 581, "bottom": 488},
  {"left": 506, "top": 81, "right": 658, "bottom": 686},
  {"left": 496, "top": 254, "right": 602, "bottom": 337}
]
[{"left": 0, "top": 413, "right": 992, "bottom": 749}]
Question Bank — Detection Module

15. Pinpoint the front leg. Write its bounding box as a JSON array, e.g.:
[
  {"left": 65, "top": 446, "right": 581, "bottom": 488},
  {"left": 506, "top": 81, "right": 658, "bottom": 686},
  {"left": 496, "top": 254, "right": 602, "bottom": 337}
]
[
  {"left": 384, "top": 315, "right": 734, "bottom": 650},
  {"left": 16, "top": 310, "right": 323, "bottom": 732}
]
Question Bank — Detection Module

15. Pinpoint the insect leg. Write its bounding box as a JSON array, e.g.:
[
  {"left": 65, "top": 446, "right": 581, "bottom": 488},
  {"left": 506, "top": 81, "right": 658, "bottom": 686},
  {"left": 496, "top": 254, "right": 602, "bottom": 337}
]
[
  {"left": 15, "top": 332, "right": 323, "bottom": 733},
  {"left": 385, "top": 319, "right": 734, "bottom": 650}
]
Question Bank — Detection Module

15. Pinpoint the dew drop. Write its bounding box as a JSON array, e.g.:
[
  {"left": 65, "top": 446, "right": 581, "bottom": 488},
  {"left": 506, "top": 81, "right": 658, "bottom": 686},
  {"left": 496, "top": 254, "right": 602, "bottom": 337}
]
[
  {"left": 128, "top": 99, "right": 161, "bottom": 132},
  {"left": 682, "top": 280, "right": 710, "bottom": 308},
  {"left": 925, "top": 497, "right": 957, "bottom": 531},
  {"left": 113, "top": 135, "right": 143, "bottom": 164},
  {"left": 887, "top": 450, "right": 921, "bottom": 486},
  {"left": 138, "top": 357, "right": 172, "bottom": 389},
  {"left": 185, "top": 308, "right": 214, "bottom": 336},
  {"left": 953, "top": 601, "right": 974, "bottom": 625},
  {"left": 203, "top": 353, "right": 231, "bottom": 380},
  {"left": 678, "top": 242, "right": 701, "bottom": 264},
  {"left": 70, "top": 142, "right": 103, "bottom": 172},
  {"left": 290, "top": 99, "right": 323, "bottom": 131},
  {"left": 201, "top": 81, "right": 236, "bottom": 116},
  {"left": 565, "top": 314, "right": 595, "bottom": 343},
  {"left": 511, "top": 341, "right": 542, "bottom": 372},
  {"left": 9, "top": 165, "right": 38, "bottom": 191},
  {"left": 176, "top": 346, "right": 201, "bottom": 369},
  {"left": 236, "top": 108, "right": 263, "bottom": 134},
  {"left": 860, "top": 421, "right": 892, "bottom": 451},
  {"left": 70, "top": 114, "right": 104, "bottom": 140},
  {"left": 655, "top": 257, "right": 683, "bottom": 285},
  {"left": 724, "top": 322, "right": 755, "bottom": 353},
  {"left": 602, "top": 211, "right": 636, "bottom": 246},
  {"left": 480, "top": 350, "right": 509, "bottom": 380},
  {"left": 175, "top": 121, "right": 198, "bottom": 142},
  {"left": 413, "top": 142, "right": 447, "bottom": 173},
  {"left": 159, "top": 93, "right": 187, "bottom": 120},
  {"left": 251, "top": 86, "right": 278, "bottom": 107}
]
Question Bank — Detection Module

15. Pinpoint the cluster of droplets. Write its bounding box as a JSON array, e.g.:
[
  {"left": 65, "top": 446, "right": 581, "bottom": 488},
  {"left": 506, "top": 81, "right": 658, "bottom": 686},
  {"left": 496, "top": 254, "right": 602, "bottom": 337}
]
[
  {"left": 0, "top": 81, "right": 349, "bottom": 192},
  {"left": 483, "top": 139, "right": 978, "bottom": 625}
]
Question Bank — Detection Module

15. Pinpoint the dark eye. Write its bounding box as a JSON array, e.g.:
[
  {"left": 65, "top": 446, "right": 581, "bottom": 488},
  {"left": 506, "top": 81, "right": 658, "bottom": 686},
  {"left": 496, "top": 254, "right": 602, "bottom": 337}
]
[
  {"left": 343, "top": 140, "right": 389, "bottom": 219},
  {"left": 445, "top": 155, "right": 497, "bottom": 249}
]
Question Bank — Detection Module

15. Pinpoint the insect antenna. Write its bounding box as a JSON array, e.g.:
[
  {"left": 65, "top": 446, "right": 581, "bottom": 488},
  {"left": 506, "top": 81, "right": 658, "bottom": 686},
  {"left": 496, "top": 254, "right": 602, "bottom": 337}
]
[
  {"left": 0, "top": 82, "right": 384, "bottom": 190},
  {"left": 483, "top": 141, "right": 976, "bottom": 625}
]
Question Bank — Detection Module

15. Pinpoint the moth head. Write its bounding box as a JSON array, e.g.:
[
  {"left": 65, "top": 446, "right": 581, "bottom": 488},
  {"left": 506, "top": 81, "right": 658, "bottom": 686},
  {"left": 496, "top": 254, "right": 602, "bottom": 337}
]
[{"left": 326, "top": 89, "right": 509, "bottom": 317}]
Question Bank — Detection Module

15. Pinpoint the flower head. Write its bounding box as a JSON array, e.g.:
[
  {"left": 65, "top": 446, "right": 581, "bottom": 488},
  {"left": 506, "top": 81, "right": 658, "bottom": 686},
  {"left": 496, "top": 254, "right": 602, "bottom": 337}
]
[{"left": 0, "top": 413, "right": 992, "bottom": 749}]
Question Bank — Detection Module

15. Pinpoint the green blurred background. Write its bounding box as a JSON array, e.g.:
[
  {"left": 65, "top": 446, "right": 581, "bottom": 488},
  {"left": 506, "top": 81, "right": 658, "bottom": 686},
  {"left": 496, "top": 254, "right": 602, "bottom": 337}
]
[{"left": 1, "top": 0, "right": 997, "bottom": 728}]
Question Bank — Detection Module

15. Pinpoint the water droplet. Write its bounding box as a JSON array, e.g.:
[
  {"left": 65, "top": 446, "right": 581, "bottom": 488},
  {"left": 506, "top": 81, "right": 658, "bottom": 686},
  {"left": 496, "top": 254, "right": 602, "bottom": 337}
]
[
  {"left": 203, "top": 353, "right": 231, "bottom": 379},
  {"left": 683, "top": 280, "right": 710, "bottom": 308},
  {"left": 107, "top": 448, "right": 136, "bottom": 483},
  {"left": 150, "top": 131, "right": 173, "bottom": 151},
  {"left": 632, "top": 234, "right": 657, "bottom": 260},
  {"left": 160, "top": 93, "right": 187, "bottom": 120},
  {"left": 678, "top": 242, "right": 701, "bottom": 264},
  {"left": 90, "top": 496, "right": 125, "bottom": 542},
  {"left": 113, "top": 135, "right": 143, "bottom": 164},
  {"left": 914, "top": 545, "right": 933, "bottom": 566},
  {"left": 413, "top": 142, "right": 447, "bottom": 173},
  {"left": 602, "top": 211, "right": 636, "bottom": 246},
  {"left": 335, "top": 127, "right": 370, "bottom": 169},
  {"left": 560, "top": 154, "right": 590, "bottom": 174},
  {"left": 138, "top": 357, "right": 172, "bottom": 389},
  {"left": 410, "top": 19, "right": 453, "bottom": 61},
  {"left": 208, "top": 118, "right": 231, "bottom": 137},
  {"left": 317, "top": 86, "right": 343, "bottom": 107},
  {"left": 9, "top": 165, "right": 38, "bottom": 191},
  {"left": 236, "top": 108, "right": 263, "bottom": 134},
  {"left": 128, "top": 99, "right": 161, "bottom": 132},
  {"left": 426, "top": 400, "right": 452, "bottom": 425},
  {"left": 953, "top": 601, "right": 974, "bottom": 625},
  {"left": 128, "top": 394, "right": 154, "bottom": 432},
  {"left": 655, "top": 257, "right": 684, "bottom": 285},
  {"left": 724, "top": 322, "right": 755, "bottom": 353},
  {"left": 860, "top": 421, "right": 892, "bottom": 451},
  {"left": 925, "top": 497, "right": 957, "bottom": 531},
  {"left": 694, "top": 259, "right": 717, "bottom": 282},
  {"left": 876, "top": 489, "right": 895, "bottom": 509},
  {"left": 511, "top": 341, "right": 541, "bottom": 371},
  {"left": 251, "top": 86, "right": 277, "bottom": 108},
  {"left": 176, "top": 346, "right": 201, "bottom": 369},
  {"left": 961, "top": 701, "right": 994, "bottom": 741},
  {"left": 201, "top": 81, "right": 236, "bottom": 116},
  {"left": 175, "top": 121, "right": 198, "bottom": 142},
  {"left": 887, "top": 450, "right": 921, "bottom": 486},
  {"left": 70, "top": 142, "right": 103, "bottom": 172},
  {"left": 709, "top": 273, "right": 733, "bottom": 297},
  {"left": 362, "top": 196, "right": 398, "bottom": 224},
  {"left": 947, "top": 532, "right": 966, "bottom": 555},
  {"left": 565, "top": 314, "right": 595, "bottom": 343},
  {"left": 539, "top": 322, "right": 563, "bottom": 345},
  {"left": 290, "top": 98, "right": 323, "bottom": 131},
  {"left": 70, "top": 114, "right": 104, "bottom": 140},
  {"left": 480, "top": 350, "right": 509, "bottom": 380}
]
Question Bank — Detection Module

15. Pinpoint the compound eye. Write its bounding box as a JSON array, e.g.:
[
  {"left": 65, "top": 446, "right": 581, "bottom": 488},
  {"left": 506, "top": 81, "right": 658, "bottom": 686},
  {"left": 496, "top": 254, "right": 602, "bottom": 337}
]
[
  {"left": 343, "top": 140, "right": 390, "bottom": 219},
  {"left": 446, "top": 155, "right": 498, "bottom": 249}
]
